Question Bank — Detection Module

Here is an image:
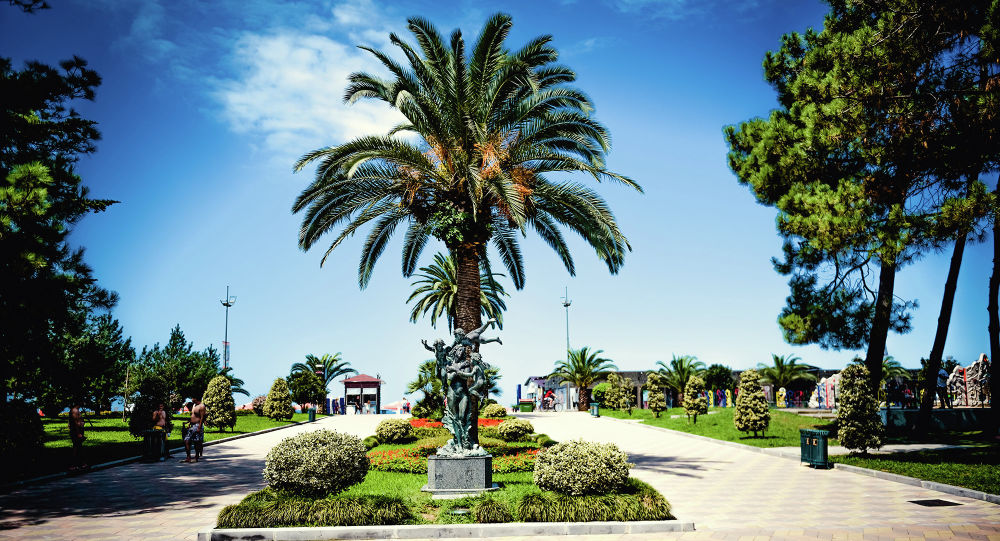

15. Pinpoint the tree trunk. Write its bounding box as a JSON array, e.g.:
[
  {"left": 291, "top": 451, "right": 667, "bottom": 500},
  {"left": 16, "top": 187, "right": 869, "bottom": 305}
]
[
  {"left": 865, "top": 258, "right": 896, "bottom": 394},
  {"left": 989, "top": 197, "right": 1000, "bottom": 437},
  {"left": 578, "top": 386, "right": 590, "bottom": 411},
  {"left": 452, "top": 245, "right": 483, "bottom": 336},
  {"left": 917, "top": 234, "right": 968, "bottom": 433}
]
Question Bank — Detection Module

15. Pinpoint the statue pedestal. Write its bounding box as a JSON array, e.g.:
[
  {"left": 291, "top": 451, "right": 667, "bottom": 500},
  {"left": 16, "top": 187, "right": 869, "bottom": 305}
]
[{"left": 421, "top": 454, "right": 498, "bottom": 500}]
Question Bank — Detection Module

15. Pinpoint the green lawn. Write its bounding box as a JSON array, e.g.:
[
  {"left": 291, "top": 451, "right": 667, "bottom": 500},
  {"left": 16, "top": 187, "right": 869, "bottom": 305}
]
[
  {"left": 832, "top": 447, "right": 1000, "bottom": 495},
  {"left": 602, "top": 407, "right": 838, "bottom": 448},
  {"left": 5, "top": 412, "right": 321, "bottom": 483}
]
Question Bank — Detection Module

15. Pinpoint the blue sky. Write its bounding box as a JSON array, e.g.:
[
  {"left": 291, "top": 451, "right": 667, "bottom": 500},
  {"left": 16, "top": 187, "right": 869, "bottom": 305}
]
[{"left": 2, "top": 0, "right": 993, "bottom": 403}]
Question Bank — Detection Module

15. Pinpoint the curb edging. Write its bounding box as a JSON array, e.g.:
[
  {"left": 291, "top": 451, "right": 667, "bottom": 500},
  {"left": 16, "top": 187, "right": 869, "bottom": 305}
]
[
  {"left": 600, "top": 416, "right": 1000, "bottom": 506},
  {"left": 197, "top": 519, "right": 696, "bottom": 540}
]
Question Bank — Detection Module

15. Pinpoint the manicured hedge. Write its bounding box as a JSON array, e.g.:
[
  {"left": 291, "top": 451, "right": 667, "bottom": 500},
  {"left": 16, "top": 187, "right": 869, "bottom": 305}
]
[
  {"left": 217, "top": 488, "right": 413, "bottom": 528},
  {"left": 517, "top": 479, "right": 674, "bottom": 522}
]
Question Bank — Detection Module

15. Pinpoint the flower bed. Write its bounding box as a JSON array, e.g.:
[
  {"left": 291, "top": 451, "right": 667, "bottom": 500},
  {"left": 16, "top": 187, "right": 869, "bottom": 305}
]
[{"left": 367, "top": 442, "right": 540, "bottom": 474}]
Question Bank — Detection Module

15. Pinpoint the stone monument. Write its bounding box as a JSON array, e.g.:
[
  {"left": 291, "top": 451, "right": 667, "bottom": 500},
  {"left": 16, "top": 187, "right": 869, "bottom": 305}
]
[{"left": 420, "top": 319, "right": 501, "bottom": 499}]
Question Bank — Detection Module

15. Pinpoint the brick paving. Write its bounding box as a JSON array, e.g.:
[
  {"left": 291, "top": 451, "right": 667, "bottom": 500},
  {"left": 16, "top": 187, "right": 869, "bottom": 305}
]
[{"left": 1, "top": 411, "right": 997, "bottom": 540}]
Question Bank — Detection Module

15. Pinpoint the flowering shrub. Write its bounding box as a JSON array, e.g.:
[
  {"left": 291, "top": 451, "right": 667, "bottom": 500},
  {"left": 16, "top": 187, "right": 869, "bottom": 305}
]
[
  {"left": 493, "top": 448, "right": 540, "bottom": 473},
  {"left": 263, "top": 430, "right": 368, "bottom": 495},
  {"left": 366, "top": 441, "right": 541, "bottom": 474},
  {"left": 497, "top": 418, "right": 534, "bottom": 442},
  {"left": 375, "top": 418, "right": 413, "bottom": 443},
  {"left": 409, "top": 418, "right": 443, "bottom": 428},
  {"left": 480, "top": 403, "right": 508, "bottom": 418},
  {"left": 533, "top": 440, "right": 631, "bottom": 496},
  {"left": 477, "top": 418, "right": 504, "bottom": 427}
]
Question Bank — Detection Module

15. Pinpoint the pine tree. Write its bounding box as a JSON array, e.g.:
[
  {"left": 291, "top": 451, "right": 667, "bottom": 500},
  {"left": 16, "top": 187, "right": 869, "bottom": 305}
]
[
  {"left": 203, "top": 375, "right": 236, "bottom": 431},
  {"left": 263, "top": 378, "right": 293, "bottom": 421},
  {"left": 683, "top": 375, "right": 708, "bottom": 424},
  {"left": 734, "top": 369, "right": 770, "bottom": 437},
  {"left": 837, "top": 364, "right": 883, "bottom": 454},
  {"left": 603, "top": 372, "right": 635, "bottom": 414}
]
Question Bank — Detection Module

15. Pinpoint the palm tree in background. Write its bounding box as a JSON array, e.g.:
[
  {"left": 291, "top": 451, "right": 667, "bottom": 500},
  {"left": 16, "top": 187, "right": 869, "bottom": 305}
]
[
  {"left": 218, "top": 366, "right": 249, "bottom": 397},
  {"left": 407, "top": 360, "right": 445, "bottom": 413},
  {"left": 757, "top": 354, "right": 817, "bottom": 389},
  {"left": 654, "top": 355, "right": 705, "bottom": 407},
  {"left": 549, "top": 347, "right": 617, "bottom": 411},
  {"left": 482, "top": 365, "right": 502, "bottom": 403},
  {"left": 292, "top": 14, "right": 640, "bottom": 336},
  {"left": 853, "top": 356, "right": 910, "bottom": 386},
  {"left": 291, "top": 353, "right": 357, "bottom": 393},
  {"left": 407, "top": 252, "right": 508, "bottom": 331}
]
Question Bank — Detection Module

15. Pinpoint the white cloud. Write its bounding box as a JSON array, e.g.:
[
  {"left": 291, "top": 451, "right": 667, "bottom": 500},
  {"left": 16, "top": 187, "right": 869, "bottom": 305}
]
[{"left": 606, "top": 0, "right": 762, "bottom": 20}]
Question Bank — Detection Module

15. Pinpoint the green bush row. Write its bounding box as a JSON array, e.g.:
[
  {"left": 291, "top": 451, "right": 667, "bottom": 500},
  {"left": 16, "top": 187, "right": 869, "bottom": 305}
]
[
  {"left": 517, "top": 479, "right": 674, "bottom": 522},
  {"left": 217, "top": 489, "right": 413, "bottom": 528}
]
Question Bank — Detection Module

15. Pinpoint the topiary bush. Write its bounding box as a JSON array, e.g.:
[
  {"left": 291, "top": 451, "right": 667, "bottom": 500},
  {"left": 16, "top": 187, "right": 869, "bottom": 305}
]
[
  {"left": 604, "top": 372, "right": 635, "bottom": 413},
  {"left": 480, "top": 403, "right": 507, "bottom": 418},
  {"left": 263, "top": 429, "right": 369, "bottom": 495},
  {"left": 251, "top": 395, "right": 267, "bottom": 416},
  {"left": 533, "top": 439, "right": 631, "bottom": 496},
  {"left": 363, "top": 435, "right": 380, "bottom": 449},
  {"left": 474, "top": 497, "right": 514, "bottom": 523},
  {"left": 203, "top": 375, "right": 237, "bottom": 431},
  {"left": 375, "top": 418, "right": 413, "bottom": 443},
  {"left": 837, "top": 363, "right": 884, "bottom": 454},
  {"left": 683, "top": 375, "right": 708, "bottom": 424},
  {"left": 734, "top": 369, "right": 770, "bottom": 437},
  {"left": 497, "top": 418, "right": 534, "bottom": 442},
  {"left": 263, "top": 378, "right": 293, "bottom": 421}
]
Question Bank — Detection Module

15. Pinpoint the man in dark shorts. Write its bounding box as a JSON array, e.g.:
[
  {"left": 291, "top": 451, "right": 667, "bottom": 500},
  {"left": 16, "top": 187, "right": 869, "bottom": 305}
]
[
  {"left": 152, "top": 402, "right": 169, "bottom": 460},
  {"left": 68, "top": 404, "right": 87, "bottom": 470},
  {"left": 183, "top": 398, "right": 206, "bottom": 462}
]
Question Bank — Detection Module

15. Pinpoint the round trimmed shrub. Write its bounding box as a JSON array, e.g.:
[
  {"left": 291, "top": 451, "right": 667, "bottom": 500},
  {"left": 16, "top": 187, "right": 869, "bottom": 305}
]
[
  {"left": 533, "top": 439, "right": 631, "bottom": 496},
  {"left": 375, "top": 418, "right": 412, "bottom": 443},
  {"left": 480, "top": 403, "right": 507, "bottom": 418},
  {"left": 534, "top": 434, "right": 556, "bottom": 447},
  {"left": 497, "top": 418, "right": 533, "bottom": 442},
  {"left": 203, "top": 375, "right": 237, "bottom": 431},
  {"left": 363, "top": 435, "right": 380, "bottom": 450},
  {"left": 263, "top": 429, "right": 369, "bottom": 495},
  {"left": 251, "top": 395, "right": 267, "bottom": 416},
  {"left": 263, "top": 378, "right": 293, "bottom": 421}
]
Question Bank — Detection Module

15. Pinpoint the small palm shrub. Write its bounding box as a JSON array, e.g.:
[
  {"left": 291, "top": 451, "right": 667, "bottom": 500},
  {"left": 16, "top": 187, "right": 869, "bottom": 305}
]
[
  {"left": 203, "top": 375, "right": 237, "bottom": 431},
  {"left": 375, "top": 418, "right": 413, "bottom": 443},
  {"left": 683, "top": 375, "right": 708, "bottom": 424},
  {"left": 263, "top": 429, "right": 369, "bottom": 495},
  {"left": 497, "top": 418, "right": 534, "bottom": 442},
  {"left": 533, "top": 440, "right": 631, "bottom": 496},
  {"left": 518, "top": 479, "right": 672, "bottom": 521},
  {"left": 734, "top": 369, "right": 770, "bottom": 437},
  {"left": 263, "top": 378, "right": 293, "bottom": 421},
  {"left": 837, "top": 364, "right": 884, "bottom": 454},
  {"left": 480, "top": 403, "right": 507, "bottom": 418},
  {"left": 473, "top": 497, "right": 514, "bottom": 523},
  {"left": 251, "top": 395, "right": 267, "bottom": 416}
]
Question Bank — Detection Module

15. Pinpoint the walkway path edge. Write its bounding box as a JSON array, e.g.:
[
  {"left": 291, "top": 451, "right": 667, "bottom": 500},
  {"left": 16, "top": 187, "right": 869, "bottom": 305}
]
[
  {"left": 1, "top": 417, "right": 318, "bottom": 492},
  {"left": 197, "top": 519, "right": 696, "bottom": 540},
  {"left": 603, "top": 416, "right": 1000, "bottom": 506}
]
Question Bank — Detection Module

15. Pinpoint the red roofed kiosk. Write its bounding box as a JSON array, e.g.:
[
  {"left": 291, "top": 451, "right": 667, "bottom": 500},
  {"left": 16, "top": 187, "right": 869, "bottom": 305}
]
[{"left": 342, "top": 374, "right": 383, "bottom": 414}]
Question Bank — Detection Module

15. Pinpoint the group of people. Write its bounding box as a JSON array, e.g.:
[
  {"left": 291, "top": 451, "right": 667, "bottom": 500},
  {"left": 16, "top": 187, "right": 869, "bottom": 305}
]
[{"left": 66, "top": 396, "right": 208, "bottom": 472}]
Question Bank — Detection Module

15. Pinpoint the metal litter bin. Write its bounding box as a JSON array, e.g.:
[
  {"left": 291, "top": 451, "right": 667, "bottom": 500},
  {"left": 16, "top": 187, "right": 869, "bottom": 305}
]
[
  {"left": 308, "top": 407, "right": 316, "bottom": 422},
  {"left": 142, "top": 429, "right": 166, "bottom": 462},
  {"left": 590, "top": 402, "right": 600, "bottom": 417},
  {"left": 518, "top": 401, "right": 535, "bottom": 412},
  {"left": 799, "top": 429, "right": 830, "bottom": 468}
]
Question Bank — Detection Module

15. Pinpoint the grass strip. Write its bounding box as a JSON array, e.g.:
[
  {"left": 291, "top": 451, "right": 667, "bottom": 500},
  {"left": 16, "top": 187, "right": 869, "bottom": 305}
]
[{"left": 832, "top": 447, "right": 1000, "bottom": 495}]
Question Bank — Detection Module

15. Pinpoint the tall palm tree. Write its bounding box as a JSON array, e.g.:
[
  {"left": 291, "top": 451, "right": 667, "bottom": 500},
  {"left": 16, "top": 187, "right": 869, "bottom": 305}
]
[
  {"left": 407, "top": 252, "right": 508, "bottom": 331},
  {"left": 292, "top": 14, "right": 640, "bottom": 335},
  {"left": 654, "top": 355, "right": 705, "bottom": 407},
  {"left": 218, "top": 366, "right": 249, "bottom": 397},
  {"left": 291, "top": 353, "right": 357, "bottom": 393},
  {"left": 853, "top": 356, "right": 910, "bottom": 386},
  {"left": 757, "top": 354, "right": 817, "bottom": 389},
  {"left": 549, "top": 347, "right": 617, "bottom": 411}
]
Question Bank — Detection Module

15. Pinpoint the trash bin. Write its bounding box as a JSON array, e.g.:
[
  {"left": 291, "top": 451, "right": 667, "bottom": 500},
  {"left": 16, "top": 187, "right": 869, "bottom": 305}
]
[
  {"left": 142, "top": 429, "right": 162, "bottom": 462},
  {"left": 799, "top": 429, "right": 830, "bottom": 468},
  {"left": 518, "top": 401, "right": 535, "bottom": 412},
  {"left": 590, "top": 402, "right": 600, "bottom": 417},
  {"left": 308, "top": 407, "right": 316, "bottom": 422}
]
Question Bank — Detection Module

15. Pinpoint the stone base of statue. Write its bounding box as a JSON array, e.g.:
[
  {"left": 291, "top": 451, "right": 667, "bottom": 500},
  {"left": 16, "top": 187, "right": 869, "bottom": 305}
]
[{"left": 421, "top": 454, "right": 498, "bottom": 500}]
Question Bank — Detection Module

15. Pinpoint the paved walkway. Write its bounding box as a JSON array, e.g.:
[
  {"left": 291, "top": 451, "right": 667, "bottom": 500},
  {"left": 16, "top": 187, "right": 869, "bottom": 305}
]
[
  {"left": 1, "top": 411, "right": 997, "bottom": 540},
  {"left": 0, "top": 414, "right": 388, "bottom": 541}
]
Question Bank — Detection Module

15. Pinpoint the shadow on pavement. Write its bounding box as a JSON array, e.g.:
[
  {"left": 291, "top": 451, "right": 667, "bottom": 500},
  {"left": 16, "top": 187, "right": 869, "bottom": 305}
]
[
  {"left": 628, "top": 451, "right": 729, "bottom": 478},
  {"left": 0, "top": 447, "right": 263, "bottom": 530}
]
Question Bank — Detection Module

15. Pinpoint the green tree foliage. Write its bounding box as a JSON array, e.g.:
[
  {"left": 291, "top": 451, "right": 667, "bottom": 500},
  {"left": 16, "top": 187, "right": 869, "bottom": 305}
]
[
  {"left": 853, "top": 356, "right": 910, "bottom": 387},
  {"left": 549, "top": 347, "right": 617, "bottom": 411},
  {"left": 128, "top": 370, "right": 171, "bottom": 437},
  {"left": 603, "top": 372, "right": 635, "bottom": 414},
  {"left": 702, "top": 364, "right": 734, "bottom": 391},
  {"left": 1, "top": 55, "right": 122, "bottom": 408},
  {"left": 203, "top": 375, "right": 236, "bottom": 431},
  {"left": 136, "top": 325, "right": 220, "bottom": 410},
  {"left": 591, "top": 382, "right": 609, "bottom": 407},
  {"left": 219, "top": 366, "right": 250, "bottom": 398},
  {"left": 647, "top": 388, "right": 667, "bottom": 418},
  {"left": 407, "top": 359, "right": 444, "bottom": 418},
  {"left": 734, "top": 369, "right": 770, "bottom": 437},
  {"left": 683, "top": 375, "right": 708, "bottom": 424},
  {"left": 290, "top": 352, "right": 356, "bottom": 396},
  {"left": 263, "top": 378, "right": 293, "bottom": 421},
  {"left": 407, "top": 252, "right": 509, "bottom": 331},
  {"left": 653, "top": 355, "right": 705, "bottom": 407},
  {"left": 286, "top": 371, "right": 326, "bottom": 408},
  {"left": 837, "top": 364, "right": 884, "bottom": 454},
  {"left": 291, "top": 14, "right": 639, "bottom": 336},
  {"left": 644, "top": 371, "right": 670, "bottom": 417},
  {"left": 757, "top": 354, "right": 817, "bottom": 389},
  {"left": 724, "top": 1, "right": 997, "bottom": 394}
]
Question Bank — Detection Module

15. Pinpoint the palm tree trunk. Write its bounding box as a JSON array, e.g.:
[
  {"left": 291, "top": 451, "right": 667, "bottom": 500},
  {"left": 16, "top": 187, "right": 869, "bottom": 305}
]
[
  {"left": 865, "top": 257, "right": 896, "bottom": 394},
  {"left": 452, "top": 245, "right": 483, "bottom": 335},
  {"left": 989, "top": 200, "right": 1000, "bottom": 437},
  {"left": 917, "top": 233, "right": 968, "bottom": 433},
  {"left": 578, "top": 386, "right": 591, "bottom": 412}
]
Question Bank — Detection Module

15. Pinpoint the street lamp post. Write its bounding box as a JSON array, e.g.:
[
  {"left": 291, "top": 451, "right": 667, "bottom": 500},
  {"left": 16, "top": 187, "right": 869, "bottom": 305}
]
[
  {"left": 220, "top": 286, "right": 237, "bottom": 370},
  {"left": 561, "top": 287, "right": 572, "bottom": 411}
]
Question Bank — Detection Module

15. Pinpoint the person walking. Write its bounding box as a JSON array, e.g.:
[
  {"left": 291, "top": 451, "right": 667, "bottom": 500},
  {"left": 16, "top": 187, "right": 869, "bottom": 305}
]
[
  {"left": 151, "top": 402, "right": 169, "bottom": 461},
  {"left": 936, "top": 367, "right": 952, "bottom": 409},
  {"left": 68, "top": 404, "right": 87, "bottom": 471},
  {"left": 182, "top": 398, "right": 206, "bottom": 463}
]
